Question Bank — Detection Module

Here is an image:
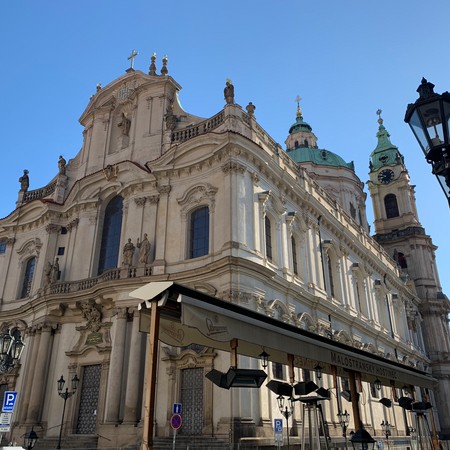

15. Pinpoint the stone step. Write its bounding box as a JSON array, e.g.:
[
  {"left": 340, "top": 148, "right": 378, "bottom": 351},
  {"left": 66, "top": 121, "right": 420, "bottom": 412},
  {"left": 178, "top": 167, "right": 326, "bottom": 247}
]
[{"left": 33, "top": 434, "right": 98, "bottom": 450}]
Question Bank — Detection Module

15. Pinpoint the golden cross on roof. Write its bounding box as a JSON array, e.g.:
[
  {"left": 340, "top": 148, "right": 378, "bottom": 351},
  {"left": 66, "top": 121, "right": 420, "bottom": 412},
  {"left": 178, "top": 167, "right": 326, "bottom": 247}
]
[{"left": 127, "top": 49, "right": 139, "bottom": 69}]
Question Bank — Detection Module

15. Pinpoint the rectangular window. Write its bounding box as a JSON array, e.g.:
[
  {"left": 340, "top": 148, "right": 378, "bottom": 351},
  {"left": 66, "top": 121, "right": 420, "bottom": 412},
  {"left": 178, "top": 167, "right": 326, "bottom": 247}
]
[
  {"left": 291, "top": 237, "right": 298, "bottom": 275},
  {"left": 189, "top": 207, "right": 209, "bottom": 259},
  {"left": 272, "top": 362, "right": 284, "bottom": 380},
  {"left": 302, "top": 369, "right": 311, "bottom": 382},
  {"left": 370, "top": 383, "right": 380, "bottom": 398},
  {"left": 0, "top": 240, "right": 6, "bottom": 254},
  {"left": 61, "top": 227, "right": 68, "bottom": 235},
  {"left": 58, "top": 247, "right": 65, "bottom": 256},
  {"left": 341, "top": 377, "right": 350, "bottom": 391},
  {"left": 265, "top": 216, "right": 272, "bottom": 261}
]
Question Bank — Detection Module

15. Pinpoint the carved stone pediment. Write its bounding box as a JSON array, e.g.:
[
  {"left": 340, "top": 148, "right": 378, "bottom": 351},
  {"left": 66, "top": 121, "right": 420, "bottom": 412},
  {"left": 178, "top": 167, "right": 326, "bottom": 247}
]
[{"left": 67, "top": 301, "right": 111, "bottom": 356}]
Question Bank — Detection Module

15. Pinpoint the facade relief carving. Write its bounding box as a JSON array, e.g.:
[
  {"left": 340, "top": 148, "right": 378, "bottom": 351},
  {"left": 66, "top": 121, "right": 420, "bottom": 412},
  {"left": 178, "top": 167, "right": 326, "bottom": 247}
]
[
  {"left": 67, "top": 300, "right": 111, "bottom": 356},
  {"left": 103, "top": 164, "right": 119, "bottom": 181}
]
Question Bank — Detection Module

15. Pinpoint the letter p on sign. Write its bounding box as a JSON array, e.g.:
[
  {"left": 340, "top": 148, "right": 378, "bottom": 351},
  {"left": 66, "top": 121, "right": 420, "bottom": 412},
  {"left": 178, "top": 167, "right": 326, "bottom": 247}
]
[{"left": 2, "top": 392, "right": 17, "bottom": 413}]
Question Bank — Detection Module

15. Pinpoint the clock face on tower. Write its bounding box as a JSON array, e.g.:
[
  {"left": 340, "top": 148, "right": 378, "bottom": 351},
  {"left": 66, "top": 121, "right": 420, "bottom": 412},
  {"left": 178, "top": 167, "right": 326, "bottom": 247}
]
[{"left": 378, "top": 169, "right": 395, "bottom": 184}]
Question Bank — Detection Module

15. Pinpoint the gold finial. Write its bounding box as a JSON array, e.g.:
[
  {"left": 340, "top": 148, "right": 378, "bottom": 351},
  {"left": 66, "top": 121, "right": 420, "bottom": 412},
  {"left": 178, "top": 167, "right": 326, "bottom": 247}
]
[
  {"left": 295, "top": 95, "right": 302, "bottom": 118},
  {"left": 376, "top": 108, "right": 383, "bottom": 125}
]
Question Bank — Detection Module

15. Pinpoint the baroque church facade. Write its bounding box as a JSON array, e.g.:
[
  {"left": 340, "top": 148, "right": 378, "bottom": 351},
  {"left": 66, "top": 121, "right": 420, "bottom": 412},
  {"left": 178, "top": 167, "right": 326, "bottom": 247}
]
[{"left": 0, "top": 54, "right": 449, "bottom": 449}]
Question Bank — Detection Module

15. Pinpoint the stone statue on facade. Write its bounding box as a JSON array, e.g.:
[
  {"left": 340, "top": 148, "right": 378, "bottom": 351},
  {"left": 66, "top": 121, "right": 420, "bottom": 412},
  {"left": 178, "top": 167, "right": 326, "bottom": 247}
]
[
  {"left": 136, "top": 233, "right": 151, "bottom": 264},
  {"left": 224, "top": 80, "right": 235, "bottom": 104},
  {"left": 122, "top": 238, "right": 135, "bottom": 266},
  {"left": 80, "top": 301, "right": 102, "bottom": 333},
  {"left": 19, "top": 170, "right": 29, "bottom": 192},
  {"left": 246, "top": 102, "right": 255, "bottom": 116},
  {"left": 58, "top": 155, "right": 67, "bottom": 175},
  {"left": 44, "top": 261, "right": 52, "bottom": 287},
  {"left": 118, "top": 112, "right": 131, "bottom": 136},
  {"left": 50, "top": 258, "right": 59, "bottom": 283}
]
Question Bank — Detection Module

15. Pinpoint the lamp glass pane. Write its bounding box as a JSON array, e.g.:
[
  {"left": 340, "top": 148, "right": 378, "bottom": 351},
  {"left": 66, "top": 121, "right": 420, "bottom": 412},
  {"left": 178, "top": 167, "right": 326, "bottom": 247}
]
[
  {"left": 444, "top": 99, "right": 450, "bottom": 144},
  {"left": 409, "top": 109, "right": 430, "bottom": 156},
  {"left": 419, "top": 100, "right": 444, "bottom": 147},
  {"left": 0, "top": 332, "right": 13, "bottom": 356}
]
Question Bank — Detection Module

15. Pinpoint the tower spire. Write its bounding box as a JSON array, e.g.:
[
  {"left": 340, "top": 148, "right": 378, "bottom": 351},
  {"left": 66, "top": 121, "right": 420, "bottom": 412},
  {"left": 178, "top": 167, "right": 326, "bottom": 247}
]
[{"left": 295, "top": 95, "right": 303, "bottom": 118}]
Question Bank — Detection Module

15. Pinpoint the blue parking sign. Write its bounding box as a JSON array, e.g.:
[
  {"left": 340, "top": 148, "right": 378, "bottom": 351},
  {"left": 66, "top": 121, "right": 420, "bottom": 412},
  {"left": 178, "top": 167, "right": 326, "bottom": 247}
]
[
  {"left": 2, "top": 392, "right": 18, "bottom": 413},
  {"left": 274, "top": 418, "right": 283, "bottom": 433},
  {"left": 173, "top": 403, "right": 182, "bottom": 414}
]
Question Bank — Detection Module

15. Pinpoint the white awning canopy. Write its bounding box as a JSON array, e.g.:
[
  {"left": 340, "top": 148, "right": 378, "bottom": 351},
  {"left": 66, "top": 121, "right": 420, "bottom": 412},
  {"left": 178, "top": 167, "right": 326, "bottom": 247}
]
[{"left": 130, "top": 281, "right": 436, "bottom": 389}]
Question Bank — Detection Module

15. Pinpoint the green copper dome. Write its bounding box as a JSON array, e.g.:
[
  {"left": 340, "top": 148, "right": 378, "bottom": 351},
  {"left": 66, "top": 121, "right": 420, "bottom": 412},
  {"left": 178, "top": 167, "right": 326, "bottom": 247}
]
[
  {"left": 285, "top": 102, "right": 355, "bottom": 170},
  {"left": 370, "top": 114, "right": 404, "bottom": 171},
  {"left": 287, "top": 147, "right": 355, "bottom": 170},
  {"left": 289, "top": 113, "right": 313, "bottom": 135}
]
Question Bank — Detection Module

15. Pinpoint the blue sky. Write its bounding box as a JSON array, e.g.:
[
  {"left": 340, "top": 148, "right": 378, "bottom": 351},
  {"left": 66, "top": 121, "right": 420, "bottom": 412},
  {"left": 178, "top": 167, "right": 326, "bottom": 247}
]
[{"left": 1, "top": 1, "right": 449, "bottom": 293}]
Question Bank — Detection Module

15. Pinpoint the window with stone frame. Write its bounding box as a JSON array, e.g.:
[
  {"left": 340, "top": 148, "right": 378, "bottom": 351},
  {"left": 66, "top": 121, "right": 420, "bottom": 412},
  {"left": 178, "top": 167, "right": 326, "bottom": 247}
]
[
  {"left": 189, "top": 206, "right": 209, "bottom": 259},
  {"left": 384, "top": 194, "right": 399, "bottom": 218},
  {"left": 272, "top": 362, "right": 285, "bottom": 380},
  {"left": 291, "top": 236, "right": 298, "bottom": 275},
  {"left": 265, "top": 216, "right": 273, "bottom": 261},
  {"left": 98, "top": 195, "right": 123, "bottom": 275},
  {"left": 0, "top": 239, "right": 6, "bottom": 254},
  {"left": 20, "top": 257, "right": 36, "bottom": 298}
]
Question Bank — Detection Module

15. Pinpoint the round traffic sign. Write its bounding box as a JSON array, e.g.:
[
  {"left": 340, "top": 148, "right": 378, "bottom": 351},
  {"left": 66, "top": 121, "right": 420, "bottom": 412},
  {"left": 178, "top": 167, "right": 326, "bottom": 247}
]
[{"left": 170, "top": 413, "right": 182, "bottom": 430}]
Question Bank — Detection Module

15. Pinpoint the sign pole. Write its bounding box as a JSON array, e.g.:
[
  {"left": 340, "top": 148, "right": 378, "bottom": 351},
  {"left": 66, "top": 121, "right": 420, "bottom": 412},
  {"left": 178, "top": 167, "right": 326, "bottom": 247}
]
[{"left": 172, "top": 428, "right": 176, "bottom": 450}]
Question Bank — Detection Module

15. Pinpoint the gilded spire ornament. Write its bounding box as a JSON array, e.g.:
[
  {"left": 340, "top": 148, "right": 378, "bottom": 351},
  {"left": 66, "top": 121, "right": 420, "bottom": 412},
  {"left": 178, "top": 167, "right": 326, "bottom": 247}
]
[{"left": 295, "top": 95, "right": 303, "bottom": 118}]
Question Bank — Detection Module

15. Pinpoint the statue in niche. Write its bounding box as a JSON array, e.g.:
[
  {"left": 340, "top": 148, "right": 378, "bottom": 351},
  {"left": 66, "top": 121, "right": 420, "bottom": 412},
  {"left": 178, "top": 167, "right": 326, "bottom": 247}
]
[
  {"left": 50, "top": 258, "right": 60, "bottom": 283},
  {"left": 58, "top": 155, "right": 67, "bottom": 175},
  {"left": 44, "top": 261, "right": 52, "bottom": 287},
  {"left": 224, "top": 80, "right": 234, "bottom": 104},
  {"left": 19, "top": 170, "right": 29, "bottom": 192},
  {"left": 122, "top": 238, "right": 135, "bottom": 266},
  {"left": 118, "top": 112, "right": 131, "bottom": 136},
  {"left": 137, "top": 233, "right": 151, "bottom": 264}
]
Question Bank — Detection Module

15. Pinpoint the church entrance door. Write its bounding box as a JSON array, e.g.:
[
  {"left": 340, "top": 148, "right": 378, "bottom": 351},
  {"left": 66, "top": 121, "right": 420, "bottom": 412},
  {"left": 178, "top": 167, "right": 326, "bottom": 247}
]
[
  {"left": 76, "top": 364, "right": 101, "bottom": 434},
  {"left": 179, "top": 368, "right": 203, "bottom": 435}
]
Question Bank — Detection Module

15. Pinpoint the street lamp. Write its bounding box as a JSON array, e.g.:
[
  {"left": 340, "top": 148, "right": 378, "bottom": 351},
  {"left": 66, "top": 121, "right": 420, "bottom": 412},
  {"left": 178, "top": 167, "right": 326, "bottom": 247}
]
[
  {"left": 405, "top": 78, "right": 450, "bottom": 205},
  {"left": 381, "top": 420, "right": 392, "bottom": 449},
  {"left": 337, "top": 409, "right": 350, "bottom": 450},
  {"left": 276, "top": 394, "right": 294, "bottom": 450},
  {"left": 314, "top": 363, "right": 323, "bottom": 381},
  {"left": 350, "top": 427, "right": 376, "bottom": 450},
  {"left": 56, "top": 373, "right": 80, "bottom": 449},
  {"left": 0, "top": 328, "right": 25, "bottom": 373},
  {"left": 258, "top": 350, "right": 269, "bottom": 369},
  {"left": 24, "top": 427, "right": 38, "bottom": 450},
  {"left": 373, "top": 379, "right": 381, "bottom": 392}
]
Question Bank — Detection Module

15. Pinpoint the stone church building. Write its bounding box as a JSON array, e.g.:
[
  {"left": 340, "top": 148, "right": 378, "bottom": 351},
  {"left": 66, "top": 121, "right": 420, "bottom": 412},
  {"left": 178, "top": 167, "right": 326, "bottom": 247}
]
[{"left": 0, "top": 54, "right": 449, "bottom": 449}]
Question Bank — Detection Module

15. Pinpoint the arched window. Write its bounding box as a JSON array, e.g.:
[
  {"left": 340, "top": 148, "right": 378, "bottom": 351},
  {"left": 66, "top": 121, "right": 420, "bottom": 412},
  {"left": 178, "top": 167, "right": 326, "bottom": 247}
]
[
  {"left": 98, "top": 196, "right": 123, "bottom": 275},
  {"left": 384, "top": 194, "right": 399, "bottom": 218},
  {"left": 189, "top": 206, "right": 209, "bottom": 259},
  {"left": 326, "top": 253, "right": 335, "bottom": 298},
  {"left": 265, "top": 216, "right": 272, "bottom": 261},
  {"left": 21, "top": 257, "right": 36, "bottom": 298},
  {"left": 291, "top": 236, "right": 298, "bottom": 275}
]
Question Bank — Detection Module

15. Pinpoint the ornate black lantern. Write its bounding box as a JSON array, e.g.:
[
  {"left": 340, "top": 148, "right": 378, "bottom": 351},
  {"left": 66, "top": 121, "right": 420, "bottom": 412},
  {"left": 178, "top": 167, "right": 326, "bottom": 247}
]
[
  {"left": 24, "top": 427, "right": 38, "bottom": 450},
  {"left": 350, "top": 427, "right": 376, "bottom": 450},
  {"left": 258, "top": 350, "right": 269, "bottom": 369},
  {"left": 0, "top": 328, "right": 25, "bottom": 373},
  {"left": 405, "top": 78, "right": 450, "bottom": 205}
]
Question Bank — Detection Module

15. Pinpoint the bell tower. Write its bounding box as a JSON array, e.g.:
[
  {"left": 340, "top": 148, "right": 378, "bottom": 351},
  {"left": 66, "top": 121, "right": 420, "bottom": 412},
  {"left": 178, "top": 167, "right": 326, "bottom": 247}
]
[
  {"left": 368, "top": 110, "right": 421, "bottom": 237},
  {"left": 367, "top": 111, "right": 450, "bottom": 438}
]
